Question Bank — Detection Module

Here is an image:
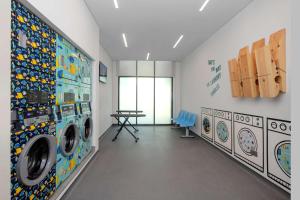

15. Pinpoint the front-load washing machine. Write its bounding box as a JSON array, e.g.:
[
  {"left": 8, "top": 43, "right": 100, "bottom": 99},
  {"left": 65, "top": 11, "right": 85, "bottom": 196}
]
[
  {"left": 213, "top": 110, "right": 233, "bottom": 154},
  {"left": 267, "top": 118, "right": 291, "bottom": 190},
  {"left": 11, "top": 106, "right": 57, "bottom": 199},
  {"left": 201, "top": 107, "right": 213, "bottom": 143},
  {"left": 11, "top": 1, "right": 57, "bottom": 199},
  {"left": 78, "top": 101, "right": 93, "bottom": 163},
  {"left": 233, "top": 112, "right": 264, "bottom": 173},
  {"left": 55, "top": 103, "right": 80, "bottom": 188}
]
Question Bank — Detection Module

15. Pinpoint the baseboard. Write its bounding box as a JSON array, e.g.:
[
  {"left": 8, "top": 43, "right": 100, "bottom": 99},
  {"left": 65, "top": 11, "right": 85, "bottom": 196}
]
[
  {"left": 50, "top": 148, "right": 97, "bottom": 200},
  {"left": 98, "top": 125, "right": 113, "bottom": 143}
]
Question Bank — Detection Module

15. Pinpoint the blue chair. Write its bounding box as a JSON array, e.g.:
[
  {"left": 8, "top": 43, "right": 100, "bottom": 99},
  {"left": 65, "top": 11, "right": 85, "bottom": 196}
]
[
  {"left": 172, "top": 111, "right": 184, "bottom": 124},
  {"left": 180, "top": 112, "right": 191, "bottom": 126},
  {"left": 180, "top": 113, "right": 197, "bottom": 138},
  {"left": 180, "top": 114, "right": 196, "bottom": 128},
  {"left": 176, "top": 111, "right": 188, "bottom": 125}
]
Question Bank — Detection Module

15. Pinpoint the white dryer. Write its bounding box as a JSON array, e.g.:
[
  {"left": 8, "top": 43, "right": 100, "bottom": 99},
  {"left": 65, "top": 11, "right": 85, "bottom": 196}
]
[
  {"left": 233, "top": 113, "right": 264, "bottom": 172},
  {"left": 201, "top": 107, "right": 213, "bottom": 143},
  {"left": 267, "top": 118, "right": 291, "bottom": 191},
  {"left": 214, "top": 110, "right": 232, "bottom": 154}
]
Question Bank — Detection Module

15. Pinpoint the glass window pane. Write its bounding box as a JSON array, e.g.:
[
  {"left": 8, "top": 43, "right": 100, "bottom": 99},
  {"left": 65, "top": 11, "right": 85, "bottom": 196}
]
[
  {"left": 137, "top": 78, "right": 154, "bottom": 124},
  {"left": 119, "top": 77, "right": 137, "bottom": 124},
  {"left": 155, "top": 78, "right": 172, "bottom": 124}
]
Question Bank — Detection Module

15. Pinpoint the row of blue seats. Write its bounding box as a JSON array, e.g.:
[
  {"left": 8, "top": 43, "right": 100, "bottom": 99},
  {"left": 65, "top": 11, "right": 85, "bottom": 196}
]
[{"left": 172, "top": 111, "right": 197, "bottom": 128}]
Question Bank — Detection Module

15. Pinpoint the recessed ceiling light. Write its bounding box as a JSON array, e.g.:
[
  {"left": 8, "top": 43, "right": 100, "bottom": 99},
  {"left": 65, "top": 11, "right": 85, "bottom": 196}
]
[
  {"left": 114, "top": 0, "right": 119, "bottom": 9},
  {"left": 146, "top": 52, "right": 150, "bottom": 60},
  {"left": 199, "top": 0, "right": 210, "bottom": 12},
  {"left": 173, "top": 35, "right": 184, "bottom": 48},
  {"left": 122, "top": 33, "right": 128, "bottom": 48}
]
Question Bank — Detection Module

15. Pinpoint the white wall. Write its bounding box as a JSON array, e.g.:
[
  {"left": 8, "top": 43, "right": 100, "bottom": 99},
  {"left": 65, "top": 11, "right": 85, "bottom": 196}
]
[
  {"left": 98, "top": 45, "right": 113, "bottom": 138},
  {"left": 180, "top": 0, "right": 291, "bottom": 192},
  {"left": 174, "top": 62, "right": 182, "bottom": 117},
  {"left": 0, "top": 1, "right": 11, "bottom": 199}
]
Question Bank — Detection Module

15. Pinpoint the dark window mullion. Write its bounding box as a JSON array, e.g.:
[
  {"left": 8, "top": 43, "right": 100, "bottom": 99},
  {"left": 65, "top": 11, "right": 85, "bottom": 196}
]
[
  {"left": 154, "top": 61, "right": 156, "bottom": 125},
  {"left": 136, "top": 60, "right": 138, "bottom": 125}
]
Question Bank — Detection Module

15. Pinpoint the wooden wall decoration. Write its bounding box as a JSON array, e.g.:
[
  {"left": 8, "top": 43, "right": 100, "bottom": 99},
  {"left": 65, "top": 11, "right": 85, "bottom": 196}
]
[
  {"left": 238, "top": 46, "right": 259, "bottom": 97},
  {"left": 228, "top": 59, "right": 243, "bottom": 97},
  {"left": 228, "top": 29, "right": 286, "bottom": 98}
]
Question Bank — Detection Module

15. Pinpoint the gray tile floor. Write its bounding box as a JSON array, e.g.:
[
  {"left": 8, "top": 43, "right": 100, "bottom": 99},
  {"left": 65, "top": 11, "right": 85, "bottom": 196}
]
[{"left": 62, "top": 126, "right": 290, "bottom": 200}]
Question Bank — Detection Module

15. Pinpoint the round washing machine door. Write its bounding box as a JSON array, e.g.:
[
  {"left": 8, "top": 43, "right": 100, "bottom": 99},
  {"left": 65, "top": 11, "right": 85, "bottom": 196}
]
[
  {"left": 82, "top": 117, "right": 93, "bottom": 141},
  {"left": 16, "top": 134, "right": 56, "bottom": 186},
  {"left": 60, "top": 123, "right": 80, "bottom": 157},
  {"left": 202, "top": 117, "right": 211, "bottom": 134}
]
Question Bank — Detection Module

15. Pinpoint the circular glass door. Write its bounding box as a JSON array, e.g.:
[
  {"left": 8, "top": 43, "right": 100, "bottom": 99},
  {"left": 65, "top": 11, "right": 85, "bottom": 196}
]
[
  {"left": 27, "top": 138, "right": 49, "bottom": 180},
  {"left": 61, "top": 123, "right": 80, "bottom": 157},
  {"left": 17, "top": 135, "right": 56, "bottom": 186},
  {"left": 83, "top": 117, "right": 93, "bottom": 141}
]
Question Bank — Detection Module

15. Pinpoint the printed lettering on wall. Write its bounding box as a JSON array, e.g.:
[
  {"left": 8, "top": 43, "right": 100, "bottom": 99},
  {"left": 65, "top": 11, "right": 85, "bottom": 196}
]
[{"left": 206, "top": 60, "right": 222, "bottom": 96}]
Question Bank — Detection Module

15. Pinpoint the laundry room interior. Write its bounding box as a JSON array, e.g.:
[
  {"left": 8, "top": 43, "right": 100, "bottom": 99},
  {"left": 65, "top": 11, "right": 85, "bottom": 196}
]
[{"left": 0, "top": 0, "right": 299, "bottom": 199}]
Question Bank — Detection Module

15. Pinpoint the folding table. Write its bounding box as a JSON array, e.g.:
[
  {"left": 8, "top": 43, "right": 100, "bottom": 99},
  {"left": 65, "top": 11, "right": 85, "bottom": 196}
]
[
  {"left": 110, "top": 113, "right": 146, "bottom": 142},
  {"left": 116, "top": 110, "right": 143, "bottom": 132}
]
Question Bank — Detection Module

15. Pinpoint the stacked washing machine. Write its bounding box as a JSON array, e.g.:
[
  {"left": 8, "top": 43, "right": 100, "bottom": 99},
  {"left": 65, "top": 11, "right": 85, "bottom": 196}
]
[
  {"left": 11, "top": 0, "right": 57, "bottom": 199},
  {"left": 77, "top": 53, "right": 93, "bottom": 163},
  {"left": 55, "top": 36, "right": 82, "bottom": 188}
]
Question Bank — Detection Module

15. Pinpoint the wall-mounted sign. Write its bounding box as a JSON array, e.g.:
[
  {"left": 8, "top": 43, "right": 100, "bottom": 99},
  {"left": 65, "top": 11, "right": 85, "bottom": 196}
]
[{"left": 207, "top": 60, "right": 222, "bottom": 96}]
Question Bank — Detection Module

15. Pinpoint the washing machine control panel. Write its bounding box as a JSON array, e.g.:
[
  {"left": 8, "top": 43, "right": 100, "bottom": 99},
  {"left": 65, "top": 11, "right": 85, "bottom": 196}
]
[
  {"left": 214, "top": 110, "right": 232, "bottom": 120},
  {"left": 268, "top": 119, "right": 291, "bottom": 135},
  {"left": 80, "top": 102, "right": 91, "bottom": 114},
  {"left": 64, "top": 92, "right": 75, "bottom": 103},
  {"left": 57, "top": 104, "right": 77, "bottom": 119},
  {"left": 11, "top": 107, "right": 54, "bottom": 131},
  {"left": 234, "top": 113, "right": 263, "bottom": 128},
  {"left": 83, "top": 93, "right": 90, "bottom": 102},
  {"left": 201, "top": 107, "right": 213, "bottom": 115},
  {"left": 27, "top": 91, "right": 50, "bottom": 105},
  {"left": 11, "top": 67, "right": 56, "bottom": 109}
]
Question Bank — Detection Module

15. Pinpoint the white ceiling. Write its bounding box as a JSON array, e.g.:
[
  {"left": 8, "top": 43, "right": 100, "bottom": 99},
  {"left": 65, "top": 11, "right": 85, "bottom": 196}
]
[{"left": 85, "top": 0, "right": 253, "bottom": 61}]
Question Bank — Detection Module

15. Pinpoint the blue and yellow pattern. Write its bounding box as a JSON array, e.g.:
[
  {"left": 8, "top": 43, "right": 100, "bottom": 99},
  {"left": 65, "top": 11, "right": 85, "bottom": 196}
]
[
  {"left": 56, "top": 35, "right": 81, "bottom": 82},
  {"left": 55, "top": 35, "right": 81, "bottom": 189},
  {"left": 275, "top": 141, "right": 291, "bottom": 177},
  {"left": 55, "top": 107, "right": 81, "bottom": 188},
  {"left": 11, "top": 0, "right": 57, "bottom": 199},
  {"left": 78, "top": 54, "right": 92, "bottom": 85}
]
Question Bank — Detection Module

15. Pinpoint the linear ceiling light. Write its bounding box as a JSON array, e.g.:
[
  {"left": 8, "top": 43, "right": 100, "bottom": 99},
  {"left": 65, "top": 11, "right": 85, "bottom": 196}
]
[
  {"left": 146, "top": 52, "right": 150, "bottom": 60},
  {"left": 114, "top": 0, "right": 119, "bottom": 8},
  {"left": 199, "top": 0, "right": 210, "bottom": 12},
  {"left": 173, "top": 35, "right": 184, "bottom": 48},
  {"left": 122, "top": 33, "right": 128, "bottom": 48}
]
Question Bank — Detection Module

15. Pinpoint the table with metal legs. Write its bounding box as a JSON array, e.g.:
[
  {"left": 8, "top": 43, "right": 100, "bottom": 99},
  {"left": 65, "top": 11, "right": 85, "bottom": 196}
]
[
  {"left": 110, "top": 113, "right": 146, "bottom": 143},
  {"left": 116, "top": 110, "right": 143, "bottom": 133}
]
